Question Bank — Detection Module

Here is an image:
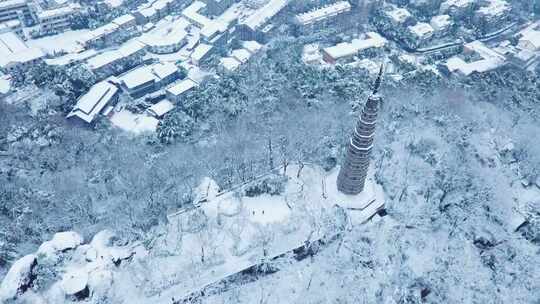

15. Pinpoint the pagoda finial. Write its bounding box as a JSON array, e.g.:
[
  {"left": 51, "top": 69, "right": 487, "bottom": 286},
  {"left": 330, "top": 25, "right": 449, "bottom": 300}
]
[{"left": 372, "top": 64, "right": 384, "bottom": 95}]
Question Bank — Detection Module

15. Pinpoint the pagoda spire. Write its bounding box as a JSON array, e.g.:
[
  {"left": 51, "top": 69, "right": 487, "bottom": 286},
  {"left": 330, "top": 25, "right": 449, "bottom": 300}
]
[{"left": 337, "top": 65, "right": 384, "bottom": 195}]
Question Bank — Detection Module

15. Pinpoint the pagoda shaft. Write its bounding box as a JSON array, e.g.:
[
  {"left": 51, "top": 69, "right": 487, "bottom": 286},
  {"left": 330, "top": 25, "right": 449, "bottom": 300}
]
[{"left": 337, "top": 94, "right": 381, "bottom": 195}]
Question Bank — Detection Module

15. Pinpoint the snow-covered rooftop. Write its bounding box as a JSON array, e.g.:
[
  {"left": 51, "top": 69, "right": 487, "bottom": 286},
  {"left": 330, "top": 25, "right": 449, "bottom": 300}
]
[
  {"left": 430, "top": 14, "right": 452, "bottom": 31},
  {"left": 220, "top": 56, "right": 241, "bottom": 71},
  {"left": 112, "top": 14, "right": 136, "bottom": 27},
  {"left": 166, "top": 78, "right": 198, "bottom": 96},
  {"left": 147, "top": 99, "right": 175, "bottom": 117},
  {"left": 120, "top": 62, "right": 178, "bottom": 89},
  {"left": 476, "top": 0, "right": 510, "bottom": 17},
  {"left": 242, "top": 40, "right": 263, "bottom": 54},
  {"left": 0, "top": 32, "right": 28, "bottom": 57},
  {"left": 385, "top": 6, "right": 412, "bottom": 24},
  {"left": 240, "top": 0, "right": 289, "bottom": 30},
  {"left": 408, "top": 22, "right": 434, "bottom": 39},
  {"left": 445, "top": 41, "right": 507, "bottom": 76},
  {"left": 322, "top": 32, "right": 386, "bottom": 61},
  {"left": 67, "top": 80, "right": 118, "bottom": 123},
  {"left": 37, "top": 5, "right": 77, "bottom": 20},
  {"left": 231, "top": 48, "right": 252, "bottom": 63},
  {"left": 440, "top": 0, "right": 474, "bottom": 11},
  {"left": 295, "top": 1, "right": 351, "bottom": 26},
  {"left": 191, "top": 43, "right": 213, "bottom": 62},
  {"left": 45, "top": 49, "right": 98, "bottom": 66},
  {"left": 182, "top": 1, "right": 212, "bottom": 27},
  {"left": 138, "top": 18, "right": 189, "bottom": 49}
]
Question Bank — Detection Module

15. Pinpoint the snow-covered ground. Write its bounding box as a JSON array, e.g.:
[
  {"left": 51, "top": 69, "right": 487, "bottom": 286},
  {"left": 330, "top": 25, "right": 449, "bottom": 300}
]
[
  {"left": 1, "top": 164, "right": 384, "bottom": 303},
  {"left": 110, "top": 110, "right": 159, "bottom": 135}
]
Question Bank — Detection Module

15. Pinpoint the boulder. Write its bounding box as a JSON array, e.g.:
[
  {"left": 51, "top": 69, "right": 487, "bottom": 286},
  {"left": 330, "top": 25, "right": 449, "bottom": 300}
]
[
  {"left": 38, "top": 231, "right": 83, "bottom": 259},
  {"left": 0, "top": 254, "right": 37, "bottom": 301},
  {"left": 61, "top": 269, "right": 89, "bottom": 299}
]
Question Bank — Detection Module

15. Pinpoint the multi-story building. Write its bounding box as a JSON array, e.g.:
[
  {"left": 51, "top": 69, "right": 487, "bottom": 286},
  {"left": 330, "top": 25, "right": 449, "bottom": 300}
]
[
  {"left": 473, "top": 0, "right": 511, "bottom": 32},
  {"left": 321, "top": 32, "right": 386, "bottom": 64},
  {"left": 36, "top": 4, "right": 79, "bottom": 34},
  {"left": 0, "top": 0, "right": 35, "bottom": 25},
  {"left": 439, "top": 0, "right": 476, "bottom": 18},
  {"left": 294, "top": 1, "right": 351, "bottom": 33},
  {"left": 404, "top": 22, "right": 434, "bottom": 49},
  {"left": 237, "top": 0, "right": 289, "bottom": 42},
  {"left": 0, "top": 31, "right": 44, "bottom": 73},
  {"left": 118, "top": 62, "right": 179, "bottom": 98},
  {"left": 67, "top": 79, "right": 120, "bottom": 124},
  {"left": 138, "top": 17, "right": 189, "bottom": 54},
  {"left": 0, "top": 19, "right": 23, "bottom": 37}
]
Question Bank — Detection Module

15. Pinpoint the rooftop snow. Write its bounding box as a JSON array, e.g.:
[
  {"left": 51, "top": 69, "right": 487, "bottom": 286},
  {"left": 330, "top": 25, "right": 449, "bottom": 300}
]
[
  {"left": 182, "top": 1, "right": 212, "bottom": 27},
  {"left": 147, "top": 99, "right": 175, "bottom": 117},
  {"left": 120, "top": 62, "right": 177, "bottom": 89},
  {"left": 430, "top": 14, "right": 452, "bottom": 30},
  {"left": 295, "top": 1, "right": 351, "bottom": 25},
  {"left": 112, "top": 14, "right": 136, "bottom": 27},
  {"left": 240, "top": 0, "right": 289, "bottom": 30},
  {"left": 242, "top": 40, "right": 262, "bottom": 54},
  {"left": 44, "top": 49, "right": 98, "bottom": 66},
  {"left": 0, "top": 32, "right": 28, "bottom": 57},
  {"left": 37, "top": 5, "right": 77, "bottom": 19},
  {"left": 166, "top": 78, "right": 197, "bottom": 96},
  {"left": 322, "top": 32, "right": 386, "bottom": 60},
  {"left": 67, "top": 80, "right": 118, "bottom": 123},
  {"left": 408, "top": 22, "right": 434, "bottom": 39},
  {"left": 231, "top": 48, "right": 252, "bottom": 63},
  {"left": 477, "top": 0, "right": 510, "bottom": 17},
  {"left": 220, "top": 56, "right": 241, "bottom": 71},
  {"left": 385, "top": 6, "right": 412, "bottom": 23},
  {"left": 191, "top": 43, "right": 213, "bottom": 61}
]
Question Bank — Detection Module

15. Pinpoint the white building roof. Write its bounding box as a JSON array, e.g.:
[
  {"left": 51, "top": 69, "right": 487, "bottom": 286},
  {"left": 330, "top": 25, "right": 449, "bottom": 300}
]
[
  {"left": 465, "top": 40, "right": 505, "bottom": 61},
  {"left": 241, "top": 0, "right": 289, "bottom": 30},
  {"left": 242, "top": 40, "right": 263, "bottom": 54},
  {"left": 0, "top": 32, "right": 27, "bottom": 57},
  {"left": 519, "top": 30, "right": 540, "bottom": 51},
  {"left": 477, "top": 0, "right": 510, "bottom": 17},
  {"left": 430, "top": 14, "right": 452, "bottom": 31},
  {"left": 1, "top": 48, "right": 44, "bottom": 68},
  {"left": 166, "top": 78, "right": 197, "bottom": 96},
  {"left": 120, "top": 62, "right": 178, "bottom": 89},
  {"left": 118, "top": 40, "right": 146, "bottom": 57},
  {"left": 200, "top": 3, "right": 242, "bottom": 39},
  {"left": 408, "top": 22, "right": 434, "bottom": 39},
  {"left": 191, "top": 43, "right": 213, "bottom": 62},
  {"left": 220, "top": 57, "right": 241, "bottom": 71},
  {"left": 37, "top": 5, "right": 76, "bottom": 20},
  {"left": 67, "top": 80, "right": 118, "bottom": 123},
  {"left": 445, "top": 41, "right": 506, "bottom": 76},
  {"left": 138, "top": 6, "right": 157, "bottom": 18},
  {"left": 440, "top": 0, "right": 474, "bottom": 11},
  {"left": 0, "top": 0, "right": 26, "bottom": 9},
  {"left": 152, "top": 62, "right": 178, "bottom": 79},
  {"left": 231, "top": 48, "right": 252, "bottom": 63},
  {"left": 147, "top": 99, "right": 175, "bottom": 117},
  {"left": 182, "top": 1, "right": 212, "bottom": 27},
  {"left": 45, "top": 49, "right": 98, "bottom": 66},
  {"left": 112, "top": 14, "right": 136, "bottom": 27},
  {"left": 323, "top": 32, "right": 386, "bottom": 60},
  {"left": 139, "top": 17, "right": 190, "bottom": 48},
  {"left": 121, "top": 66, "right": 157, "bottom": 89},
  {"left": 385, "top": 7, "right": 412, "bottom": 24},
  {"left": 295, "top": 1, "right": 351, "bottom": 26},
  {"left": 86, "top": 51, "right": 122, "bottom": 70}
]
